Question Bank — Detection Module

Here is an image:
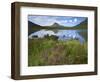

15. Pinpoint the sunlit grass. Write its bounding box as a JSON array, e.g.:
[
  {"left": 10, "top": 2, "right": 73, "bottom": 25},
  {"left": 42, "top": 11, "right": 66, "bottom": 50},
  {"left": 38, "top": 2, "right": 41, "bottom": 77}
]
[{"left": 28, "top": 38, "right": 87, "bottom": 66}]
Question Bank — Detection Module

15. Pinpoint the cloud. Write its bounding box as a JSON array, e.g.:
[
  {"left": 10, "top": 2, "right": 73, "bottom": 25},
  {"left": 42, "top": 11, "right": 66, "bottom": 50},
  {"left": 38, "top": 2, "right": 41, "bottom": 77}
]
[
  {"left": 74, "top": 18, "right": 78, "bottom": 22},
  {"left": 28, "top": 15, "right": 87, "bottom": 27},
  {"left": 28, "top": 16, "right": 56, "bottom": 26}
]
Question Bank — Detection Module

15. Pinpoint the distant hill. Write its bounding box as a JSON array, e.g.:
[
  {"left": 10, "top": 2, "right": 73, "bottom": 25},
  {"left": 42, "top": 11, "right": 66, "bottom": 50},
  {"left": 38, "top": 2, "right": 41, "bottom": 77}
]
[
  {"left": 46, "top": 22, "right": 66, "bottom": 28},
  {"left": 28, "top": 21, "right": 41, "bottom": 27},
  {"left": 74, "top": 19, "right": 87, "bottom": 29},
  {"left": 51, "top": 22, "right": 63, "bottom": 27},
  {"left": 28, "top": 21, "right": 42, "bottom": 35}
]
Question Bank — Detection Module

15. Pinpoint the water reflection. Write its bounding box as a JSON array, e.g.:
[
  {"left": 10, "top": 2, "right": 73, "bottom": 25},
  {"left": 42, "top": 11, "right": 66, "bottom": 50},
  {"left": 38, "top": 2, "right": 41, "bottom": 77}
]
[{"left": 28, "top": 29, "right": 87, "bottom": 44}]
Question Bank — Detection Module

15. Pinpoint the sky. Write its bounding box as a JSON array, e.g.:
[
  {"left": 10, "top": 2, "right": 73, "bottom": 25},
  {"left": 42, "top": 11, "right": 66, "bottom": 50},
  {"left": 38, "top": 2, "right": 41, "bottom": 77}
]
[{"left": 28, "top": 15, "right": 87, "bottom": 27}]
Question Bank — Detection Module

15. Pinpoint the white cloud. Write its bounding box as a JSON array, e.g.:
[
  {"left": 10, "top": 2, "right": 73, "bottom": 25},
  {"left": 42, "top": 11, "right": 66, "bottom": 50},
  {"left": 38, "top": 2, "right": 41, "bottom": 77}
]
[
  {"left": 28, "top": 16, "right": 87, "bottom": 27},
  {"left": 74, "top": 18, "right": 78, "bottom": 22},
  {"left": 69, "top": 20, "right": 73, "bottom": 23}
]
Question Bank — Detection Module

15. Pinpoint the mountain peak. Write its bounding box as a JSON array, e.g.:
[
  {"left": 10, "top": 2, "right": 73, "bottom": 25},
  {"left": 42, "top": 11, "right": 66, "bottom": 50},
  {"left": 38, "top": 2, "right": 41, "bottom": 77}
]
[{"left": 51, "top": 22, "right": 60, "bottom": 27}]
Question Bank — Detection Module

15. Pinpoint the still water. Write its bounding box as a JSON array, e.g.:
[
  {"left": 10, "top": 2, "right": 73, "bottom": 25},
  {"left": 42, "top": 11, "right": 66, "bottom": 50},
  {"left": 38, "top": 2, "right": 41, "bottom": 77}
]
[{"left": 28, "top": 29, "right": 87, "bottom": 44}]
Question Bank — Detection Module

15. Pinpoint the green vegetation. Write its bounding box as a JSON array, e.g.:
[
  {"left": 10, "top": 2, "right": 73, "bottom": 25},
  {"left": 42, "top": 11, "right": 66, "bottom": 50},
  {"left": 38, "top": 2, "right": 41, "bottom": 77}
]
[{"left": 28, "top": 37, "right": 87, "bottom": 66}]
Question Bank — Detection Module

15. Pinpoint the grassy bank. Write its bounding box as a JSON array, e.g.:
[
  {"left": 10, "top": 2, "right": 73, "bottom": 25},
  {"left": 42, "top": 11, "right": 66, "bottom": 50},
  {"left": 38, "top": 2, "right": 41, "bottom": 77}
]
[{"left": 28, "top": 38, "right": 87, "bottom": 66}]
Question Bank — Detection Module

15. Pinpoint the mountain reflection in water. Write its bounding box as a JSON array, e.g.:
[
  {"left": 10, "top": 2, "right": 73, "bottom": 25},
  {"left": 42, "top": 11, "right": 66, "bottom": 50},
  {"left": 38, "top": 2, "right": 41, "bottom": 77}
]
[{"left": 28, "top": 29, "right": 87, "bottom": 44}]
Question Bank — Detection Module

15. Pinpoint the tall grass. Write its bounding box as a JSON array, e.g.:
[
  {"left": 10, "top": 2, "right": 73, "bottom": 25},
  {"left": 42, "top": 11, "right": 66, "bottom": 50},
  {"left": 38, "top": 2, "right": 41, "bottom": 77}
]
[{"left": 28, "top": 38, "right": 87, "bottom": 66}]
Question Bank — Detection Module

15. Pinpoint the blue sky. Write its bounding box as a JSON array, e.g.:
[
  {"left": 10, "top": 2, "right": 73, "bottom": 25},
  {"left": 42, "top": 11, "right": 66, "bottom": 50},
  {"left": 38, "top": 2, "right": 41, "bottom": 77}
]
[{"left": 28, "top": 15, "right": 87, "bottom": 27}]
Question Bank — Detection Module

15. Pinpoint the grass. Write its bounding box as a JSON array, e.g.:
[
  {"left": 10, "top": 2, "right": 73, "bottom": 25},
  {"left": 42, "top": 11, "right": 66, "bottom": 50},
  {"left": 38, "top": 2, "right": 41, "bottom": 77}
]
[{"left": 28, "top": 37, "right": 88, "bottom": 66}]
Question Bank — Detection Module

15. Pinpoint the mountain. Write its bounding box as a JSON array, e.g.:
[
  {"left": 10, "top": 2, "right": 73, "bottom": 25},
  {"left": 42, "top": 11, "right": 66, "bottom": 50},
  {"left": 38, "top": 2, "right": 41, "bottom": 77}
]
[
  {"left": 51, "top": 22, "right": 62, "bottom": 27},
  {"left": 48, "top": 22, "right": 65, "bottom": 28},
  {"left": 74, "top": 19, "right": 87, "bottom": 29},
  {"left": 45, "top": 19, "right": 87, "bottom": 29},
  {"left": 51, "top": 19, "right": 88, "bottom": 29},
  {"left": 28, "top": 21, "right": 41, "bottom": 27},
  {"left": 28, "top": 21, "right": 42, "bottom": 35}
]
